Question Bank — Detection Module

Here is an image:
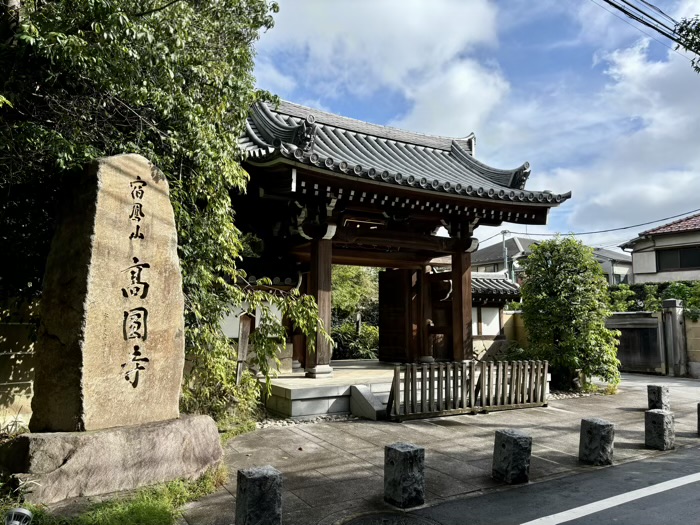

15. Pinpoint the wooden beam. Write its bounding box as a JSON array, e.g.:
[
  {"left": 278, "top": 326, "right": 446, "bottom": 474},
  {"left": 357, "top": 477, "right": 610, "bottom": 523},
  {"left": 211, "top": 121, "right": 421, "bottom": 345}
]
[
  {"left": 334, "top": 227, "right": 455, "bottom": 253},
  {"left": 306, "top": 238, "right": 333, "bottom": 378},
  {"left": 292, "top": 246, "right": 433, "bottom": 269},
  {"left": 451, "top": 250, "right": 473, "bottom": 361}
]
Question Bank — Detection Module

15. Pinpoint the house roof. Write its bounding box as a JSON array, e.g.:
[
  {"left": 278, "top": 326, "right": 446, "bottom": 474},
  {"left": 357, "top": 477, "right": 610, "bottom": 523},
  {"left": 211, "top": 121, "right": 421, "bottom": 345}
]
[
  {"left": 640, "top": 212, "right": 700, "bottom": 236},
  {"left": 621, "top": 212, "right": 700, "bottom": 250},
  {"left": 239, "top": 100, "right": 571, "bottom": 207}
]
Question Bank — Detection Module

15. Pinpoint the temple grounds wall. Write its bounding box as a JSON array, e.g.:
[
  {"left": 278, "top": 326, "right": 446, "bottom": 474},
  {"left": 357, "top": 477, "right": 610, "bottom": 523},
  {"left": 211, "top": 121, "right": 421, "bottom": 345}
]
[{"left": 686, "top": 318, "right": 700, "bottom": 378}]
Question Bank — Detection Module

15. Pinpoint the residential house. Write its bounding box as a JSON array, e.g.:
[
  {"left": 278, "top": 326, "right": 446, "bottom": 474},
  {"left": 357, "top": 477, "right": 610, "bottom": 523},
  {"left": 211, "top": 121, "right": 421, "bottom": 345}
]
[
  {"left": 621, "top": 212, "right": 700, "bottom": 284},
  {"left": 472, "top": 236, "right": 632, "bottom": 285}
]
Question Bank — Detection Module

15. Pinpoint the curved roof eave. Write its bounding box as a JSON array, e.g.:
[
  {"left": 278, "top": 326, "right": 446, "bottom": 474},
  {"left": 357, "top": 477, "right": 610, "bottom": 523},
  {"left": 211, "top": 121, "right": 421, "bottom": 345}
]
[{"left": 239, "top": 101, "right": 572, "bottom": 207}]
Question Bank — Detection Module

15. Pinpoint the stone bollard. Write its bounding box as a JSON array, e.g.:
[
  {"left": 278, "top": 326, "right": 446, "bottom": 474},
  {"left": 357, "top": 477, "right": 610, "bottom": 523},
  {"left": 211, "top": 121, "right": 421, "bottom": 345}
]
[
  {"left": 647, "top": 385, "right": 670, "bottom": 411},
  {"left": 645, "top": 409, "right": 675, "bottom": 451},
  {"left": 492, "top": 429, "right": 532, "bottom": 484},
  {"left": 236, "top": 466, "right": 282, "bottom": 525},
  {"left": 578, "top": 418, "right": 614, "bottom": 466},
  {"left": 384, "top": 442, "right": 425, "bottom": 508}
]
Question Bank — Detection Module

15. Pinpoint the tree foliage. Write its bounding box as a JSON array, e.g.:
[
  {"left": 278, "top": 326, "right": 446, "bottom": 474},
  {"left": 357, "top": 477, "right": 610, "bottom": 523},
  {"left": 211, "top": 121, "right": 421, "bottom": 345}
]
[
  {"left": 331, "top": 265, "right": 379, "bottom": 324},
  {"left": 0, "top": 0, "right": 325, "bottom": 423},
  {"left": 520, "top": 237, "right": 620, "bottom": 388},
  {"left": 676, "top": 15, "right": 700, "bottom": 73}
]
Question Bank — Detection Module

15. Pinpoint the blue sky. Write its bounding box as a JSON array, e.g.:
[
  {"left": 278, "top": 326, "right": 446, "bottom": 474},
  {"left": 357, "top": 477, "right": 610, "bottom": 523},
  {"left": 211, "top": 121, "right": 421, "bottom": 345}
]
[{"left": 253, "top": 0, "right": 700, "bottom": 249}]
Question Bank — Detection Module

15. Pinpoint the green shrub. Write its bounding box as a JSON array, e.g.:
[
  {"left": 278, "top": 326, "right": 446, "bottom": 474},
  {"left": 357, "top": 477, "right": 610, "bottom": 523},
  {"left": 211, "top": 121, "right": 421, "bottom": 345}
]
[{"left": 331, "top": 322, "right": 379, "bottom": 360}]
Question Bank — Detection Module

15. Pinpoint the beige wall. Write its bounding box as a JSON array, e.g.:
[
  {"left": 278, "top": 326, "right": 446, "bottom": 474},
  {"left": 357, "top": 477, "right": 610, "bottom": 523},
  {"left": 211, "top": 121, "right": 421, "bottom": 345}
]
[
  {"left": 686, "top": 318, "right": 700, "bottom": 378},
  {"left": 503, "top": 311, "right": 528, "bottom": 349},
  {"left": 0, "top": 317, "right": 36, "bottom": 429}
]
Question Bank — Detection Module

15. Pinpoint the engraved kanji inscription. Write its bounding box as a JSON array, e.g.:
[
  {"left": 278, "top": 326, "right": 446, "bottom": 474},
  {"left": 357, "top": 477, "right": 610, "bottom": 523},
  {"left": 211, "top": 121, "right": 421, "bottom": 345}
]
[
  {"left": 130, "top": 176, "right": 147, "bottom": 201},
  {"left": 121, "top": 257, "right": 150, "bottom": 299},
  {"left": 121, "top": 344, "right": 150, "bottom": 388},
  {"left": 123, "top": 307, "right": 148, "bottom": 341}
]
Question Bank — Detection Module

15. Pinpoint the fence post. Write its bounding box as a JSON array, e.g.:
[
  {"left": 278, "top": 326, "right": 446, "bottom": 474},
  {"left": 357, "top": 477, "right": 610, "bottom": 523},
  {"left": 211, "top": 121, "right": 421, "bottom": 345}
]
[
  {"left": 540, "top": 361, "right": 549, "bottom": 403},
  {"left": 469, "top": 361, "right": 476, "bottom": 409},
  {"left": 437, "top": 364, "right": 444, "bottom": 411},
  {"left": 429, "top": 364, "right": 435, "bottom": 412},
  {"left": 393, "top": 366, "right": 401, "bottom": 417},
  {"left": 421, "top": 364, "right": 428, "bottom": 413},
  {"left": 404, "top": 364, "right": 411, "bottom": 415},
  {"left": 411, "top": 364, "right": 418, "bottom": 414}
]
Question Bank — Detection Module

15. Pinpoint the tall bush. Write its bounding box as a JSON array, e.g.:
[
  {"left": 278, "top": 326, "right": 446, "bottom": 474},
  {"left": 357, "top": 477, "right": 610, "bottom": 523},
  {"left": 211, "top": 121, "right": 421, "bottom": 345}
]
[{"left": 520, "top": 237, "right": 620, "bottom": 388}]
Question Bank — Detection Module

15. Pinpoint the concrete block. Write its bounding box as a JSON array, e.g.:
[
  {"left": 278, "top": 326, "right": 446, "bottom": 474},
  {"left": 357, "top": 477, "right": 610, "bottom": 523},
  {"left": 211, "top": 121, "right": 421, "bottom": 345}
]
[
  {"left": 384, "top": 442, "right": 425, "bottom": 508},
  {"left": 328, "top": 396, "right": 350, "bottom": 414},
  {"left": 492, "top": 429, "right": 532, "bottom": 484},
  {"left": 579, "top": 418, "right": 614, "bottom": 466},
  {"left": 647, "top": 385, "right": 670, "bottom": 411},
  {"left": 236, "top": 466, "right": 282, "bottom": 525},
  {"left": 645, "top": 409, "right": 674, "bottom": 451},
  {"left": 350, "top": 385, "right": 386, "bottom": 420}
]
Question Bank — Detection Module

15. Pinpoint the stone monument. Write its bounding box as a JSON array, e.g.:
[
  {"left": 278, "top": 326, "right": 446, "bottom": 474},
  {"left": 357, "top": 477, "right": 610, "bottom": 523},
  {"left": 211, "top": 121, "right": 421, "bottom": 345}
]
[{"left": 0, "top": 154, "right": 222, "bottom": 503}]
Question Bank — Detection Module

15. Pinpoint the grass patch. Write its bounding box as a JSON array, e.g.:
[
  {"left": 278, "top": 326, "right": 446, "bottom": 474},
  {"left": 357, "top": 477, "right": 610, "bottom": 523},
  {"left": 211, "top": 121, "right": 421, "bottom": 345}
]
[
  {"left": 220, "top": 420, "right": 256, "bottom": 444},
  {"left": 1, "top": 466, "right": 228, "bottom": 525}
]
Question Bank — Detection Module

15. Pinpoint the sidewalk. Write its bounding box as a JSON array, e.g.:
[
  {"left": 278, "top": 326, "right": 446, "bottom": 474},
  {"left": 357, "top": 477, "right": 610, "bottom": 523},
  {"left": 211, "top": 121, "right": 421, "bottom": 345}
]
[{"left": 181, "top": 374, "right": 700, "bottom": 525}]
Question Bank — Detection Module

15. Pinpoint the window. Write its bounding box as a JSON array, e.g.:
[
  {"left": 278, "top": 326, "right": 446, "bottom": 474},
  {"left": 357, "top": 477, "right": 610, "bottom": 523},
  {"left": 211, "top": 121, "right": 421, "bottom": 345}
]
[{"left": 657, "top": 247, "right": 700, "bottom": 271}]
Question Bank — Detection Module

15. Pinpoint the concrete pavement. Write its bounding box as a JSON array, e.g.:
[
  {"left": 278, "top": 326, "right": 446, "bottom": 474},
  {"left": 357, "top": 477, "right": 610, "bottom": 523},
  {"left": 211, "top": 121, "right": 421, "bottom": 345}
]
[{"left": 181, "top": 374, "right": 700, "bottom": 525}]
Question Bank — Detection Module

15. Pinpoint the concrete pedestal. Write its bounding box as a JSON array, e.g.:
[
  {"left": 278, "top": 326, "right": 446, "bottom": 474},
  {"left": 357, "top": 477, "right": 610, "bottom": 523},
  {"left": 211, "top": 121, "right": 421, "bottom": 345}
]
[
  {"left": 384, "top": 442, "right": 425, "bottom": 508},
  {"left": 645, "top": 409, "right": 674, "bottom": 451},
  {"left": 236, "top": 466, "right": 282, "bottom": 525},
  {"left": 579, "top": 418, "right": 614, "bottom": 466},
  {"left": 492, "top": 429, "right": 532, "bottom": 484}
]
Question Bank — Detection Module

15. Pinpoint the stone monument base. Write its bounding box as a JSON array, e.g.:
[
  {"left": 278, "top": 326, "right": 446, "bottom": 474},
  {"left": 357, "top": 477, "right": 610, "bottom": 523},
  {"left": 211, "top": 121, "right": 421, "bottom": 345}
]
[{"left": 0, "top": 415, "right": 222, "bottom": 505}]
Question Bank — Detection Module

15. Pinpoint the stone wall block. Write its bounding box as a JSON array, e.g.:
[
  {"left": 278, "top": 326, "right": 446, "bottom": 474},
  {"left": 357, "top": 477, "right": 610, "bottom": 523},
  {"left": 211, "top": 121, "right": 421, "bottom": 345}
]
[
  {"left": 578, "top": 418, "right": 614, "bottom": 466},
  {"left": 647, "top": 385, "right": 670, "bottom": 411},
  {"left": 235, "top": 466, "right": 282, "bottom": 525},
  {"left": 492, "top": 429, "right": 532, "bottom": 484},
  {"left": 645, "top": 409, "right": 675, "bottom": 451},
  {"left": 384, "top": 442, "right": 425, "bottom": 508},
  {"left": 0, "top": 415, "right": 222, "bottom": 505}
]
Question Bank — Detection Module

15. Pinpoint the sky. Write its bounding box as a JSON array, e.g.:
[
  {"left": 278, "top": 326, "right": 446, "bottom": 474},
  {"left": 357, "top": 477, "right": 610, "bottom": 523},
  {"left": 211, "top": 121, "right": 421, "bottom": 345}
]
[{"left": 253, "top": 0, "right": 700, "bottom": 250}]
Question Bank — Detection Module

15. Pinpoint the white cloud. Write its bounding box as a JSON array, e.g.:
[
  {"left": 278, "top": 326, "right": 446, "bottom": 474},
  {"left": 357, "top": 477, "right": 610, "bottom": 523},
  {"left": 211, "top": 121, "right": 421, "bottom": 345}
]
[
  {"left": 256, "top": 0, "right": 499, "bottom": 97},
  {"left": 389, "top": 60, "right": 510, "bottom": 137}
]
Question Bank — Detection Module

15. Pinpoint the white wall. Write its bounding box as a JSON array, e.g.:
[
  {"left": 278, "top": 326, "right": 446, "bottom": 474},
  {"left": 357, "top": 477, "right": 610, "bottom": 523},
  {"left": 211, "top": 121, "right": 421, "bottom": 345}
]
[
  {"left": 481, "top": 307, "right": 501, "bottom": 336},
  {"left": 630, "top": 231, "right": 700, "bottom": 283}
]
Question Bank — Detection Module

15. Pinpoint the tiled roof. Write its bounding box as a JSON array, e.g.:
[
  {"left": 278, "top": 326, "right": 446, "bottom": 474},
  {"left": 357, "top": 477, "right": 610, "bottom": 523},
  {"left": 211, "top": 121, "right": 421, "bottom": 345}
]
[
  {"left": 592, "top": 247, "right": 631, "bottom": 263},
  {"left": 471, "top": 272, "right": 520, "bottom": 297},
  {"left": 471, "top": 237, "right": 539, "bottom": 265},
  {"left": 239, "top": 101, "right": 571, "bottom": 206},
  {"left": 640, "top": 212, "right": 700, "bottom": 236}
]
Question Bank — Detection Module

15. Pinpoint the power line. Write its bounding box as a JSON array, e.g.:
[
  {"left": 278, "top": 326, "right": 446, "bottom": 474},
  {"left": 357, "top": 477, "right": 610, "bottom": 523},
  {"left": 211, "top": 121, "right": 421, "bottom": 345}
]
[
  {"left": 500, "top": 207, "right": 700, "bottom": 238},
  {"left": 592, "top": 0, "right": 700, "bottom": 57},
  {"left": 586, "top": 0, "right": 693, "bottom": 61}
]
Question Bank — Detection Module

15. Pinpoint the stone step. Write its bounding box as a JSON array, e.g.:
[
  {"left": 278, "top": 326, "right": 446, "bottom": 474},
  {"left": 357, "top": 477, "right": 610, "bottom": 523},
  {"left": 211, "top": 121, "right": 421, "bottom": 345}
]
[{"left": 350, "top": 385, "right": 387, "bottom": 421}]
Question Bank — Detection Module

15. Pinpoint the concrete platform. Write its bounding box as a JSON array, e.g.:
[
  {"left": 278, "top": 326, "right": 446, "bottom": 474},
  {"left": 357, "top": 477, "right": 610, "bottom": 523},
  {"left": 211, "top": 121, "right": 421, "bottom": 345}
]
[{"left": 265, "top": 360, "right": 395, "bottom": 418}]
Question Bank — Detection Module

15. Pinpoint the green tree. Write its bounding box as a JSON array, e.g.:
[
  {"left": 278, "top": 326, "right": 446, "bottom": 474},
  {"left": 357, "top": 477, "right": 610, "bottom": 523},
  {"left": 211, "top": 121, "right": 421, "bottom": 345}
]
[
  {"left": 331, "top": 265, "right": 379, "bottom": 323},
  {"left": 676, "top": 15, "right": 700, "bottom": 73},
  {"left": 609, "top": 284, "right": 636, "bottom": 312},
  {"left": 520, "top": 237, "right": 620, "bottom": 389},
  {"left": 0, "top": 0, "right": 324, "bottom": 424}
]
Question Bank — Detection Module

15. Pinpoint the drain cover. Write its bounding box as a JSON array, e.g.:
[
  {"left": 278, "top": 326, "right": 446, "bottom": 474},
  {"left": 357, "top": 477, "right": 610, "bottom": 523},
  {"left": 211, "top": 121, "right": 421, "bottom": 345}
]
[{"left": 342, "top": 512, "right": 438, "bottom": 525}]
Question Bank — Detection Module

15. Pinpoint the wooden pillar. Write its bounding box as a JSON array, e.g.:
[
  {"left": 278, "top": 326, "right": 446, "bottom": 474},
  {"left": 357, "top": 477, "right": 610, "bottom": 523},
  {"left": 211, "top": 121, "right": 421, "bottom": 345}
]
[
  {"left": 420, "top": 266, "right": 434, "bottom": 363},
  {"left": 306, "top": 237, "right": 333, "bottom": 378},
  {"left": 452, "top": 250, "right": 473, "bottom": 361}
]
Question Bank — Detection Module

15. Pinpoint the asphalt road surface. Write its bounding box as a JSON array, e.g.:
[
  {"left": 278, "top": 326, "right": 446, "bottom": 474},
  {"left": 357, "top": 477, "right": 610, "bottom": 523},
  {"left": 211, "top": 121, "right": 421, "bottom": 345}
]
[{"left": 413, "top": 446, "right": 700, "bottom": 525}]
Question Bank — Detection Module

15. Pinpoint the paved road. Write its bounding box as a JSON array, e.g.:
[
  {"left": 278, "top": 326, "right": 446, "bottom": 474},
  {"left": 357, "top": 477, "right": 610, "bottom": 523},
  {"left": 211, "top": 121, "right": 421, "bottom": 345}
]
[{"left": 413, "top": 446, "right": 700, "bottom": 525}]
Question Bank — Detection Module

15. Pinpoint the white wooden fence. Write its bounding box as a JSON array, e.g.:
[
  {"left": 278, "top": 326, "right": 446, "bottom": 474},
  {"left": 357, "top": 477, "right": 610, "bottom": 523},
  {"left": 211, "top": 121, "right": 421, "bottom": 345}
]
[{"left": 387, "top": 360, "right": 549, "bottom": 421}]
